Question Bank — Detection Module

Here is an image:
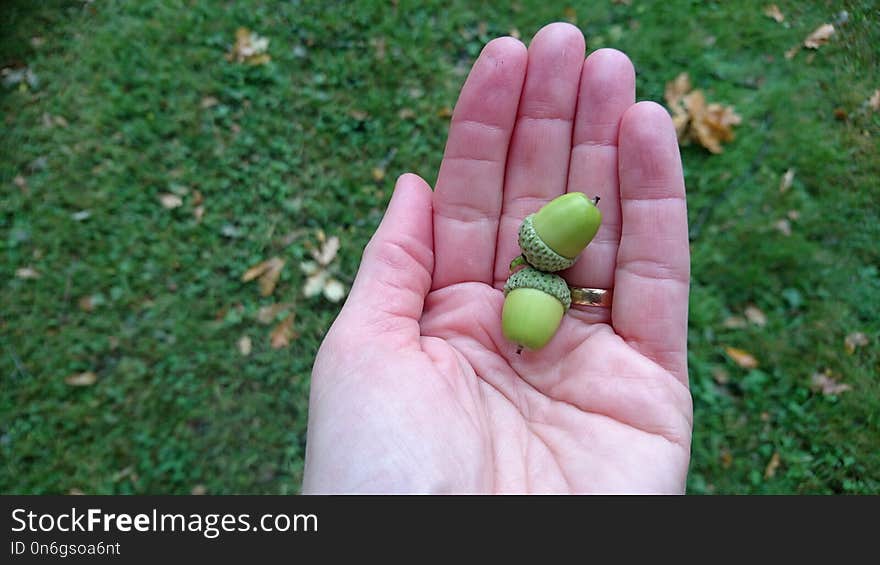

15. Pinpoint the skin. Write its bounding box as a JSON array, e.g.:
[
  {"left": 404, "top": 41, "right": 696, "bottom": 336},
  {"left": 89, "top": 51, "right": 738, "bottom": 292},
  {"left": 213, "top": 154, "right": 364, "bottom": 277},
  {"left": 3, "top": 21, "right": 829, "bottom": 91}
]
[{"left": 303, "top": 23, "right": 692, "bottom": 493}]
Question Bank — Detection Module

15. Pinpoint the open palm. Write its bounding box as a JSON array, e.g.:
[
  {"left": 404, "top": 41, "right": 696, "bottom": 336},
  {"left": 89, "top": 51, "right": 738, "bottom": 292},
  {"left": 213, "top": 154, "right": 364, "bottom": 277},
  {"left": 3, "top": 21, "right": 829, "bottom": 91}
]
[{"left": 303, "top": 24, "right": 692, "bottom": 493}]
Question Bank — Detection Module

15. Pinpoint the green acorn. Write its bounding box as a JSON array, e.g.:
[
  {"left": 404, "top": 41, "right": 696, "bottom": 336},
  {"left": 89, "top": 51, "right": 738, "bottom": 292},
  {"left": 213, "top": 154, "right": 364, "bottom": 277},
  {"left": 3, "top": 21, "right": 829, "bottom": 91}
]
[
  {"left": 518, "top": 192, "right": 602, "bottom": 272},
  {"left": 502, "top": 267, "right": 571, "bottom": 352}
]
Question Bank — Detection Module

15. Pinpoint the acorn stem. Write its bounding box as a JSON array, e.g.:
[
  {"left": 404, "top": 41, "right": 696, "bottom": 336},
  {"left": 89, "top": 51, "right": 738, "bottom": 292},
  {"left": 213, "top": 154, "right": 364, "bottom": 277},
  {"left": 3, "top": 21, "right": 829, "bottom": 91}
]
[
  {"left": 509, "top": 255, "right": 527, "bottom": 273},
  {"left": 592, "top": 196, "right": 600, "bottom": 205},
  {"left": 516, "top": 345, "right": 523, "bottom": 355}
]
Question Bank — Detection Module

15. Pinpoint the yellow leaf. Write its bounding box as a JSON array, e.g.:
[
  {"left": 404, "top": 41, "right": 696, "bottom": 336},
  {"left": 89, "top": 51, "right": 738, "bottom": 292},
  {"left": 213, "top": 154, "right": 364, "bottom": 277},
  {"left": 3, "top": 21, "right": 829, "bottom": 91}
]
[
  {"left": 227, "top": 27, "right": 271, "bottom": 65},
  {"left": 372, "top": 167, "right": 386, "bottom": 182},
  {"left": 764, "top": 452, "right": 781, "bottom": 479},
  {"left": 65, "top": 371, "right": 97, "bottom": 386},
  {"left": 436, "top": 106, "right": 453, "bottom": 118},
  {"left": 762, "top": 4, "right": 784, "bottom": 23},
  {"left": 270, "top": 314, "right": 297, "bottom": 349},
  {"left": 804, "top": 24, "right": 834, "bottom": 49},
  {"left": 844, "top": 332, "right": 869, "bottom": 354},
  {"left": 724, "top": 347, "right": 759, "bottom": 369}
]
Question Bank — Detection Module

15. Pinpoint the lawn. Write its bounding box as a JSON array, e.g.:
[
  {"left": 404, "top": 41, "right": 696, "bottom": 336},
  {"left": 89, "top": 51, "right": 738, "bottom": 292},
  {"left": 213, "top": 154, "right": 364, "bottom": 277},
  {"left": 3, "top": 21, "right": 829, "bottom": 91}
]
[{"left": 1, "top": 0, "right": 878, "bottom": 494}]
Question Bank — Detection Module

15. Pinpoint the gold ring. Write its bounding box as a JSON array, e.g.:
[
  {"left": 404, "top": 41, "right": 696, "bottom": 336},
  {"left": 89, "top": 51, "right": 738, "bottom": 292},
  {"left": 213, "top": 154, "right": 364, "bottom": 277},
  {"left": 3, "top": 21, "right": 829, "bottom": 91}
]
[{"left": 569, "top": 287, "right": 612, "bottom": 308}]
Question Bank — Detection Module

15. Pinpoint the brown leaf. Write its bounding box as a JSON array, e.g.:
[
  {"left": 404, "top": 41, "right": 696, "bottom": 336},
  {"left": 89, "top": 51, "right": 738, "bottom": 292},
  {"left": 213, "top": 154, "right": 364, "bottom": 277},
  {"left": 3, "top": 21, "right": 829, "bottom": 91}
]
[
  {"left": 744, "top": 305, "right": 768, "bottom": 327},
  {"left": 779, "top": 168, "right": 795, "bottom": 193},
  {"left": 201, "top": 96, "right": 219, "bottom": 109},
  {"left": 664, "top": 74, "right": 740, "bottom": 153},
  {"left": 349, "top": 109, "right": 369, "bottom": 121},
  {"left": 804, "top": 24, "right": 834, "bottom": 49},
  {"left": 159, "top": 193, "right": 183, "bottom": 209},
  {"left": 784, "top": 45, "right": 801, "bottom": 60},
  {"left": 257, "top": 303, "right": 291, "bottom": 324},
  {"left": 712, "top": 367, "right": 730, "bottom": 384},
  {"left": 78, "top": 295, "right": 97, "bottom": 312},
  {"left": 763, "top": 4, "right": 784, "bottom": 23},
  {"left": 723, "top": 316, "right": 748, "bottom": 329},
  {"left": 436, "top": 106, "right": 453, "bottom": 118},
  {"left": 720, "top": 449, "right": 733, "bottom": 469},
  {"left": 241, "top": 257, "right": 286, "bottom": 297},
  {"left": 311, "top": 236, "right": 340, "bottom": 266},
  {"left": 237, "top": 335, "right": 252, "bottom": 356},
  {"left": 764, "top": 452, "right": 781, "bottom": 479},
  {"left": 725, "top": 346, "right": 759, "bottom": 369},
  {"left": 844, "top": 332, "right": 869, "bottom": 354},
  {"left": 191, "top": 485, "right": 207, "bottom": 495},
  {"left": 868, "top": 89, "right": 880, "bottom": 112},
  {"left": 15, "top": 267, "right": 40, "bottom": 279},
  {"left": 811, "top": 370, "right": 851, "bottom": 395},
  {"left": 270, "top": 314, "right": 297, "bottom": 349},
  {"left": 65, "top": 371, "right": 97, "bottom": 386},
  {"left": 397, "top": 108, "right": 415, "bottom": 120}
]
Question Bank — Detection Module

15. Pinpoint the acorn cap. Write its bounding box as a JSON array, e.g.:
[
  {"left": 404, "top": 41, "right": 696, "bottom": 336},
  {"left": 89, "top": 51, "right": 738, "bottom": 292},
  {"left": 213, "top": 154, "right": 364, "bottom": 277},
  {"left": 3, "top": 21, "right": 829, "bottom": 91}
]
[
  {"left": 503, "top": 267, "right": 571, "bottom": 310},
  {"left": 518, "top": 214, "right": 577, "bottom": 272}
]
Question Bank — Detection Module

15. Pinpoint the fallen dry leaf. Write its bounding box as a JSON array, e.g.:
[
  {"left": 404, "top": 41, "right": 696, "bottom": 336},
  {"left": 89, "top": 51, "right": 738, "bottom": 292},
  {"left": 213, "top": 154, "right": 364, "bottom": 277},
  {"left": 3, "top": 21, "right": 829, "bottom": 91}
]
[
  {"left": 194, "top": 205, "right": 205, "bottom": 222},
  {"left": 201, "top": 96, "right": 219, "bottom": 109},
  {"left": 725, "top": 346, "right": 759, "bottom": 369},
  {"left": 723, "top": 316, "right": 748, "bottom": 329},
  {"left": 744, "top": 305, "right": 768, "bottom": 326},
  {"left": 13, "top": 174, "right": 27, "bottom": 189},
  {"left": 764, "top": 452, "right": 781, "bottom": 479},
  {"left": 191, "top": 485, "right": 207, "bottom": 495},
  {"left": 65, "top": 371, "right": 97, "bottom": 386},
  {"left": 436, "top": 106, "right": 453, "bottom": 119},
  {"left": 398, "top": 108, "right": 416, "bottom": 120},
  {"left": 763, "top": 4, "right": 784, "bottom": 23},
  {"left": 720, "top": 449, "right": 733, "bottom": 469},
  {"left": 238, "top": 335, "right": 253, "bottom": 356},
  {"left": 774, "top": 218, "right": 792, "bottom": 236},
  {"left": 779, "top": 168, "right": 795, "bottom": 193},
  {"left": 844, "top": 332, "right": 869, "bottom": 354},
  {"left": 811, "top": 370, "right": 851, "bottom": 395},
  {"left": 15, "top": 267, "right": 40, "bottom": 279},
  {"left": 257, "top": 302, "right": 292, "bottom": 324},
  {"left": 242, "top": 257, "right": 286, "bottom": 297},
  {"left": 804, "top": 23, "right": 835, "bottom": 49},
  {"left": 226, "top": 27, "right": 271, "bottom": 65},
  {"left": 322, "top": 278, "right": 346, "bottom": 303},
  {"left": 371, "top": 167, "right": 386, "bottom": 182},
  {"left": 312, "top": 235, "right": 340, "bottom": 267},
  {"left": 665, "top": 73, "right": 741, "bottom": 153},
  {"left": 159, "top": 193, "right": 183, "bottom": 209},
  {"left": 270, "top": 314, "right": 297, "bottom": 349},
  {"left": 784, "top": 44, "right": 801, "bottom": 60},
  {"left": 868, "top": 89, "right": 880, "bottom": 111},
  {"left": 712, "top": 367, "right": 730, "bottom": 384}
]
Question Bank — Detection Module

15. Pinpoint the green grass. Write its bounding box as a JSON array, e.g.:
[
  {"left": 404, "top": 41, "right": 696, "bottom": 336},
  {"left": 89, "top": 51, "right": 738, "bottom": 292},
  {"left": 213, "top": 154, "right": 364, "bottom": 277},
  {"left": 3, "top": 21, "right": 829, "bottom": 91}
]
[{"left": 2, "top": 0, "right": 878, "bottom": 494}]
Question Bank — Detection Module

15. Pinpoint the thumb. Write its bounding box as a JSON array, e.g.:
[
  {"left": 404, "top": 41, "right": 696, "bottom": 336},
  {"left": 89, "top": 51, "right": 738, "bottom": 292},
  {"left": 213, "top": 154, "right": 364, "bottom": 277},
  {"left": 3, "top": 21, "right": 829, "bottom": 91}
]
[{"left": 340, "top": 173, "right": 434, "bottom": 343}]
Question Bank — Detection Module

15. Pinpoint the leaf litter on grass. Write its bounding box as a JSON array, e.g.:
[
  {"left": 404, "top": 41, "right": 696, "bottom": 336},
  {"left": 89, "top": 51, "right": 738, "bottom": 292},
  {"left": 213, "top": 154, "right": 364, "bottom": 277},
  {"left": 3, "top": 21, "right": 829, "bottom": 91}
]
[{"left": 665, "top": 73, "right": 741, "bottom": 154}]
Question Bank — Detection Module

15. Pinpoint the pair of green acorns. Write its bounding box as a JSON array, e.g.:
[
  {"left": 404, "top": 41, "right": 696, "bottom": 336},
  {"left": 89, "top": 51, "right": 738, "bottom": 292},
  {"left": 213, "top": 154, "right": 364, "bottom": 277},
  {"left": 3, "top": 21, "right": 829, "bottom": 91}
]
[{"left": 502, "top": 192, "right": 602, "bottom": 353}]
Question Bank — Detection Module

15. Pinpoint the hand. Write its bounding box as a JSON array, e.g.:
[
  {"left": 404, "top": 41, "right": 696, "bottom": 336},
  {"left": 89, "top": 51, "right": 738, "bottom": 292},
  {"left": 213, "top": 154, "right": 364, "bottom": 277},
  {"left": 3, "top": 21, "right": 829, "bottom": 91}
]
[{"left": 302, "top": 23, "right": 692, "bottom": 493}]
